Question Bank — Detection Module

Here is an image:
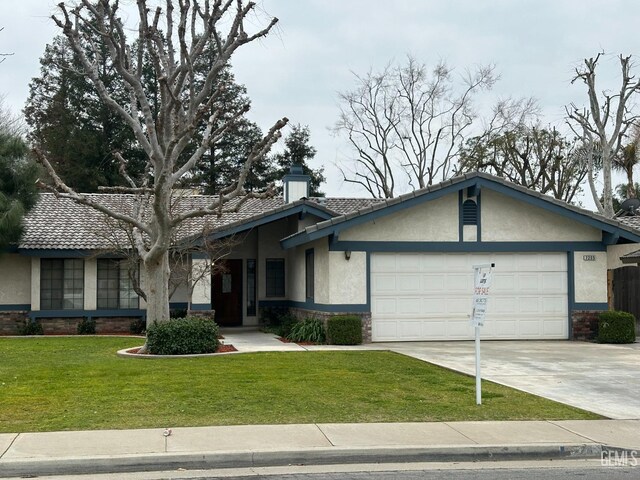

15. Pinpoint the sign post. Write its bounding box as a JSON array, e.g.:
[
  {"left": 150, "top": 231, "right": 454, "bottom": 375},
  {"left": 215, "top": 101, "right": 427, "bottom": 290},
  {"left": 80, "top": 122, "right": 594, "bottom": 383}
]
[{"left": 470, "top": 263, "right": 494, "bottom": 405}]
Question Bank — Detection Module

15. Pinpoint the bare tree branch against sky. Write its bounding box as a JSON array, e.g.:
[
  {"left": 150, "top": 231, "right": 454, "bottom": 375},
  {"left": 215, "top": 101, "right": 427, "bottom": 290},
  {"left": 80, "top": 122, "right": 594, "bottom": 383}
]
[{"left": 1, "top": 0, "right": 639, "bottom": 205}]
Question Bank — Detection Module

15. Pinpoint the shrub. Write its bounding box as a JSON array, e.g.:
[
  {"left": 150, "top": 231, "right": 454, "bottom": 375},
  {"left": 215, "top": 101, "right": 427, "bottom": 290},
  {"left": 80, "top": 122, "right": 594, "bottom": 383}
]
[
  {"left": 129, "top": 318, "right": 146, "bottom": 335},
  {"left": 77, "top": 317, "right": 96, "bottom": 335},
  {"left": 327, "top": 315, "right": 362, "bottom": 345},
  {"left": 598, "top": 311, "right": 636, "bottom": 344},
  {"left": 287, "top": 317, "right": 326, "bottom": 343},
  {"left": 146, "top": 317, "right": 219, "bottom": 355},
  {"left": 17, "top": 319, "right": 43, "bottom": 336}
]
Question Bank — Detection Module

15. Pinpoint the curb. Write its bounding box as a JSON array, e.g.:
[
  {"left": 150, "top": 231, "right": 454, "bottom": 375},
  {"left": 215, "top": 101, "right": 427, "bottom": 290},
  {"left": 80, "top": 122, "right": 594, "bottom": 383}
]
[{"left": 0, "top": 443, "right": 603, "bottom": 478}]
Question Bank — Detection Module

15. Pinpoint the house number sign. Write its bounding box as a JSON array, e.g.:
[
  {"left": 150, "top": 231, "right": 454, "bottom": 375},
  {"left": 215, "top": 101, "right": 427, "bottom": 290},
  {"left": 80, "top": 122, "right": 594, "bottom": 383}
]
[{"left": 583, "top": 255, "right": 596, "bottom": 261}]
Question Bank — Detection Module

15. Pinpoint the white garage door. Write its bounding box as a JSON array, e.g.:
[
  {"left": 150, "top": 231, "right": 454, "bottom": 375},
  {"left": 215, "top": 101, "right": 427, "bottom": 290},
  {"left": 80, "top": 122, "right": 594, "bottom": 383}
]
[{"left": 371, "top": 252, "right": 568, "bottom": 341}]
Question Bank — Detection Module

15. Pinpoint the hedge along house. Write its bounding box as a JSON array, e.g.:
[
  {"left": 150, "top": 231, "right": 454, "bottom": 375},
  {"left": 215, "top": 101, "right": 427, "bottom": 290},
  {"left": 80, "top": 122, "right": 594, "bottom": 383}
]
[{"left": 1, "top": 170, "right": 640, "bottom": 341}]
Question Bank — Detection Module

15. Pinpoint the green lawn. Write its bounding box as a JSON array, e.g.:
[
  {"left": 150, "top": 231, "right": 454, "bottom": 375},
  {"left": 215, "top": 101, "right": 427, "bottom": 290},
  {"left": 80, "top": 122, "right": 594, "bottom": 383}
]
[{"left": 0, "top": 337, "right": 600, "bottom": 432}]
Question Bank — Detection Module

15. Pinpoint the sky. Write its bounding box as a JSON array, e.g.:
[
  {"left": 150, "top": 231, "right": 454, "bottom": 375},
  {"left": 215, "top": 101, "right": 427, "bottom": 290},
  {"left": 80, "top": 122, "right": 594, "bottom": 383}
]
[{"left": 1, "top": 0, "right": 639, "bottom": 204}]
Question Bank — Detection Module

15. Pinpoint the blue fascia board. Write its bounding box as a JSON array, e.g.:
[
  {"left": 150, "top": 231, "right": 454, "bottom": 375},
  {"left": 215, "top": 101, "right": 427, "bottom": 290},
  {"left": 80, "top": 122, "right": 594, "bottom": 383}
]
[
  {"left": 18, "top": 249, "right": 94, "bottom": 258},
  {"left": 0, "top": 304, "right": 31, "bottom": 311},
  {"left": 328, "top": 241, "right": 607, "bottom": 253},
  {"left": 208, "top": 203, "right": 333, "bottom": 240},
  {"left": 281, "top": 178, "right": 480, "bottom": 249},
  {"left": 281, "top": 175, "right": 640, "bottom": 249},
  {"left": 475, "top": 178, "right": 640, "bottom": 242}
]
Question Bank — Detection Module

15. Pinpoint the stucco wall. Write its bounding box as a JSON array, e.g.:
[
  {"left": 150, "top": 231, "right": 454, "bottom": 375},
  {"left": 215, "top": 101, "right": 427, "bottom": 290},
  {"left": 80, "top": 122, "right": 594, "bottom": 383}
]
[
  {"left": 574, "top": 251, "right": 608, "bottom": 303},
  {"left": 482, "top": 191, "right": 602, "bottom": 242},
  {"left": 0, "top": 254, "right": 31, "bottom": 306},
  {"left": 328, "top": 250, "right": 367, "bottom": 304},
  {"left": 190, "top": 258, "right": 211, "bottom": 305},
  {"left": 340, "top": 195, "right": 458, "bottom": 242},
  {"left": 607, "top": 243, "right": 640, "bottom": 270}
]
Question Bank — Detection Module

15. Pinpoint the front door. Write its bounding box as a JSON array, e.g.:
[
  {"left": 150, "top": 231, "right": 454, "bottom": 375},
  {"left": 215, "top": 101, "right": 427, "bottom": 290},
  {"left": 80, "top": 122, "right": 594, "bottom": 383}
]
[{"left": 212, "top": 259, "right": 243, "bottom": 327}]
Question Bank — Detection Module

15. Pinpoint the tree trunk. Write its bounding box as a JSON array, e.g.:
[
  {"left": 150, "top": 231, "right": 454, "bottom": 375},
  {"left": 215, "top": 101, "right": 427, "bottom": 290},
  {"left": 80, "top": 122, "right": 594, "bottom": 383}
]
[{"left": 143, "top": 250, "right": 171, "bottom": 326}]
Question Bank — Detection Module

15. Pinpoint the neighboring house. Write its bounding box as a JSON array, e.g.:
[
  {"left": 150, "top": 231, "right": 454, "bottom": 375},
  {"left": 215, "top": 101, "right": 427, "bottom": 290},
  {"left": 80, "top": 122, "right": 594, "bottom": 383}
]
[{"left": 2, "top": 169, "right": 640, "bottom": 342}]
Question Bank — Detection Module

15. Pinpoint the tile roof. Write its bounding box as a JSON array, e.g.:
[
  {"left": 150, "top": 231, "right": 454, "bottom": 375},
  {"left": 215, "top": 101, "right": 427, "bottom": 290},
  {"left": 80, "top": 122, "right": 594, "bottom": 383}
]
[
  {"left": 19, "top": 193, "right": 378, "bottom": 250},
  {"left": 618, "top": 215, "right": 640, "bottom": 232},
  {"left": 621, "top": 249, "right": 640, "bottom": 262}
]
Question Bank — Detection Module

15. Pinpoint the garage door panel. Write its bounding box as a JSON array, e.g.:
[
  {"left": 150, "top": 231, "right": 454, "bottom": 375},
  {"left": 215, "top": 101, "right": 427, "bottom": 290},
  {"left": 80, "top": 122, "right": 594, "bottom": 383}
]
[
  {"left": 372, "top": 298, "right": 397, "bottom": 315},
  {"left": 397, "top": 297, "right": 421, "bottom": 314},
  {"left": 396, "top": 274, "right": 421, "bottom": 292},
  {"left": 371, "top": 252, "right": 568, "bottom": 341},
  {"left": 371, "top": 274, "right": 397, "bottom": 294}
]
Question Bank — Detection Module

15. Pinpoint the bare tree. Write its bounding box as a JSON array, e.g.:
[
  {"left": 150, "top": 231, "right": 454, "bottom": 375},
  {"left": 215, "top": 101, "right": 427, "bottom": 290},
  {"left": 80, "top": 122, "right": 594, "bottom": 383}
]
[
  {"left": 566, "top": 53, "right": 640, "bottom": 217},
  {"left": 34, "top": 1, "right": 287, "bottom": 328},
  {"left": 459, "top": 125, "right": 588, "bottom": 204},
  {"left": 334, "top": 56, "right": 497, "bottom": 198}
]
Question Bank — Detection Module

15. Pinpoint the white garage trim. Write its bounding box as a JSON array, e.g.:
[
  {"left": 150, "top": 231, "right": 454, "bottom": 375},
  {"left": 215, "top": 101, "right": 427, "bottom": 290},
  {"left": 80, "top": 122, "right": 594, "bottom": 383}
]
[{"left": 371, "top": 252, "right": 568, "bottom": 341}]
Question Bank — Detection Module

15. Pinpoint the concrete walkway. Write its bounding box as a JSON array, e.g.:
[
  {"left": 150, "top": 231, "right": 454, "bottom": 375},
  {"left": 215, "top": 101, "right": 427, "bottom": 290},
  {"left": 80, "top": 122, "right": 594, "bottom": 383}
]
[{"left": 2, "top": 420, "right": 639, "bottom": 477}]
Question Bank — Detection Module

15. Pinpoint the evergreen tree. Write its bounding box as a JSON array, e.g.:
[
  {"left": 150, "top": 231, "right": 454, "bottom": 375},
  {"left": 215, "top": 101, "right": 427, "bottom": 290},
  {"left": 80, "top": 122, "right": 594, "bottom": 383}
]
[
  {"left": 0, "top": 132, "right": 39, "bottom": 249},
  {"left": 269, "top": 124, "right": 325, "bottom": 196},
  {"left": 24, "top": 36, "right": 146, "bottom": 192}
]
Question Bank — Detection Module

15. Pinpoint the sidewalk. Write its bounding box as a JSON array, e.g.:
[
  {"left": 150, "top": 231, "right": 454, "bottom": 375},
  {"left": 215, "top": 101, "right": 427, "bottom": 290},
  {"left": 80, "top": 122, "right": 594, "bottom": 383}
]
[{"left": 2, "top": 420, "right": 639, "bottom": 478}]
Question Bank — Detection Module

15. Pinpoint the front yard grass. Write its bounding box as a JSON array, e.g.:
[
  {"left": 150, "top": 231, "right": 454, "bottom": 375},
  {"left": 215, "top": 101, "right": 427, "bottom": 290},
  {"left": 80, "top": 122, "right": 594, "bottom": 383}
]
[{"left": 0, "top": 337, "right": 600, "bottom": 432}]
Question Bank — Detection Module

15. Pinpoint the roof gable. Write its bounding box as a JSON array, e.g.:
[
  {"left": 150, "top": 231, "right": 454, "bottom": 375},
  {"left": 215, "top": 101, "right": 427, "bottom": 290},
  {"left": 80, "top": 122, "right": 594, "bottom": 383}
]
[{"left": 281, "top": 172, "right": 640, "bottom": 248}]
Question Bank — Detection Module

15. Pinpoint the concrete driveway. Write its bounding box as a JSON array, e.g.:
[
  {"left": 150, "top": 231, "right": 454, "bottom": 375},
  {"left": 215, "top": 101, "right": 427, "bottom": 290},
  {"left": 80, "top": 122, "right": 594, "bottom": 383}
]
[{"left": 379, "top": 341, "right": 640, "bottom": 420}]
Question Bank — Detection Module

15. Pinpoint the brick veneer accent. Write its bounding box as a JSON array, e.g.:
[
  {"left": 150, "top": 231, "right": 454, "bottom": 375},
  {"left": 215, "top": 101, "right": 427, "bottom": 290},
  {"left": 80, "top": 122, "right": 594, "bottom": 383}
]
[
  {"left": 0, "top": 311, "right": 29, "bottom": 335},
  {"left": 187, "top": 309, "right": 216, "bottom": 320},
  {"left": 0, "top": 314, "right": 140, "bottom": 335},
  {"left": 571, "top": 310, "right": 601, "bottom": 341},
  {"left": 288, "top": 307, "right": 373, "bottom": 343}
]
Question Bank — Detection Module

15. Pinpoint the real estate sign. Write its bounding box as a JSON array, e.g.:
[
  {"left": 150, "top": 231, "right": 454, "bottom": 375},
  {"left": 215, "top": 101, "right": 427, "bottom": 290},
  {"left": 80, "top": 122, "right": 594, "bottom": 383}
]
[{"left": 470, "top": 267, "right": 493, "bottom": 327}]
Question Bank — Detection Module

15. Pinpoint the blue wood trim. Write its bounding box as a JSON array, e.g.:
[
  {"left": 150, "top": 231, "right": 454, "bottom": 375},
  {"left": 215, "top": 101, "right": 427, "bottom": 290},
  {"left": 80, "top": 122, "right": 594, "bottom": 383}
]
[
  {"left": 281, "top": 175, "right": 640, "bottom": 249},
  {"left": 0, "top": 304, "right": 31, "bottom": 311},
  {"left": 476, "top": 178, "right": 640, "bottom": 242},
  {"left": 189, "top": 303, "right": 212, "bottom": 311},
  {"left": 458, "top": 190, "right": 463, "bottom": 242},
  {"left": 567, "top": 251, "right": 575, "bottom": 339},
  {"left": 366, "top": 252, "right": 372, "bottom": 310},
  {"left": 169, "top": 302, "right": 188, "bottom": 310},
  {"left": 328, "top": 241, "right": 606, "bottom": 253},
  {"left": 258, "top": 299, "right": 369, "bottom": 313},
  {"left": 477, "top": 189, "right": 482, "bottom": 241},
  {"left": 210, "top": 203, "right": 332, "bottom": 240},
  {"left": 305, "top": 248, "right": 314, "bottom": 302},
  {"left": 30, "top": 309, "right": 146, "bottom": 320},
  {"left": 573, "top": 302, "right": 608, "bottom": 310},
  {"left": 18, "top": 249, "right": 93, "bottom": 257}
]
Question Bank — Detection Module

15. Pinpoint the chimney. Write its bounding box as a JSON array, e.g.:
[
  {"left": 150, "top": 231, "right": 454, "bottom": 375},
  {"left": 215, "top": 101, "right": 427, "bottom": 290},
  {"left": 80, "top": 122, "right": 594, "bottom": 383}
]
[{"left": 283, "top": 165, "right": 310, "bottom": 203}]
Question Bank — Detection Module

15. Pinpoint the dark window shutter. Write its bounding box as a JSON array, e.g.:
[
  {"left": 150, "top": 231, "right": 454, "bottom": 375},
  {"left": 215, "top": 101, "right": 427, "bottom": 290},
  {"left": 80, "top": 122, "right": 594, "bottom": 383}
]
[{"left": 462, "top": 199, "right": 478, "bottom": 225}]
